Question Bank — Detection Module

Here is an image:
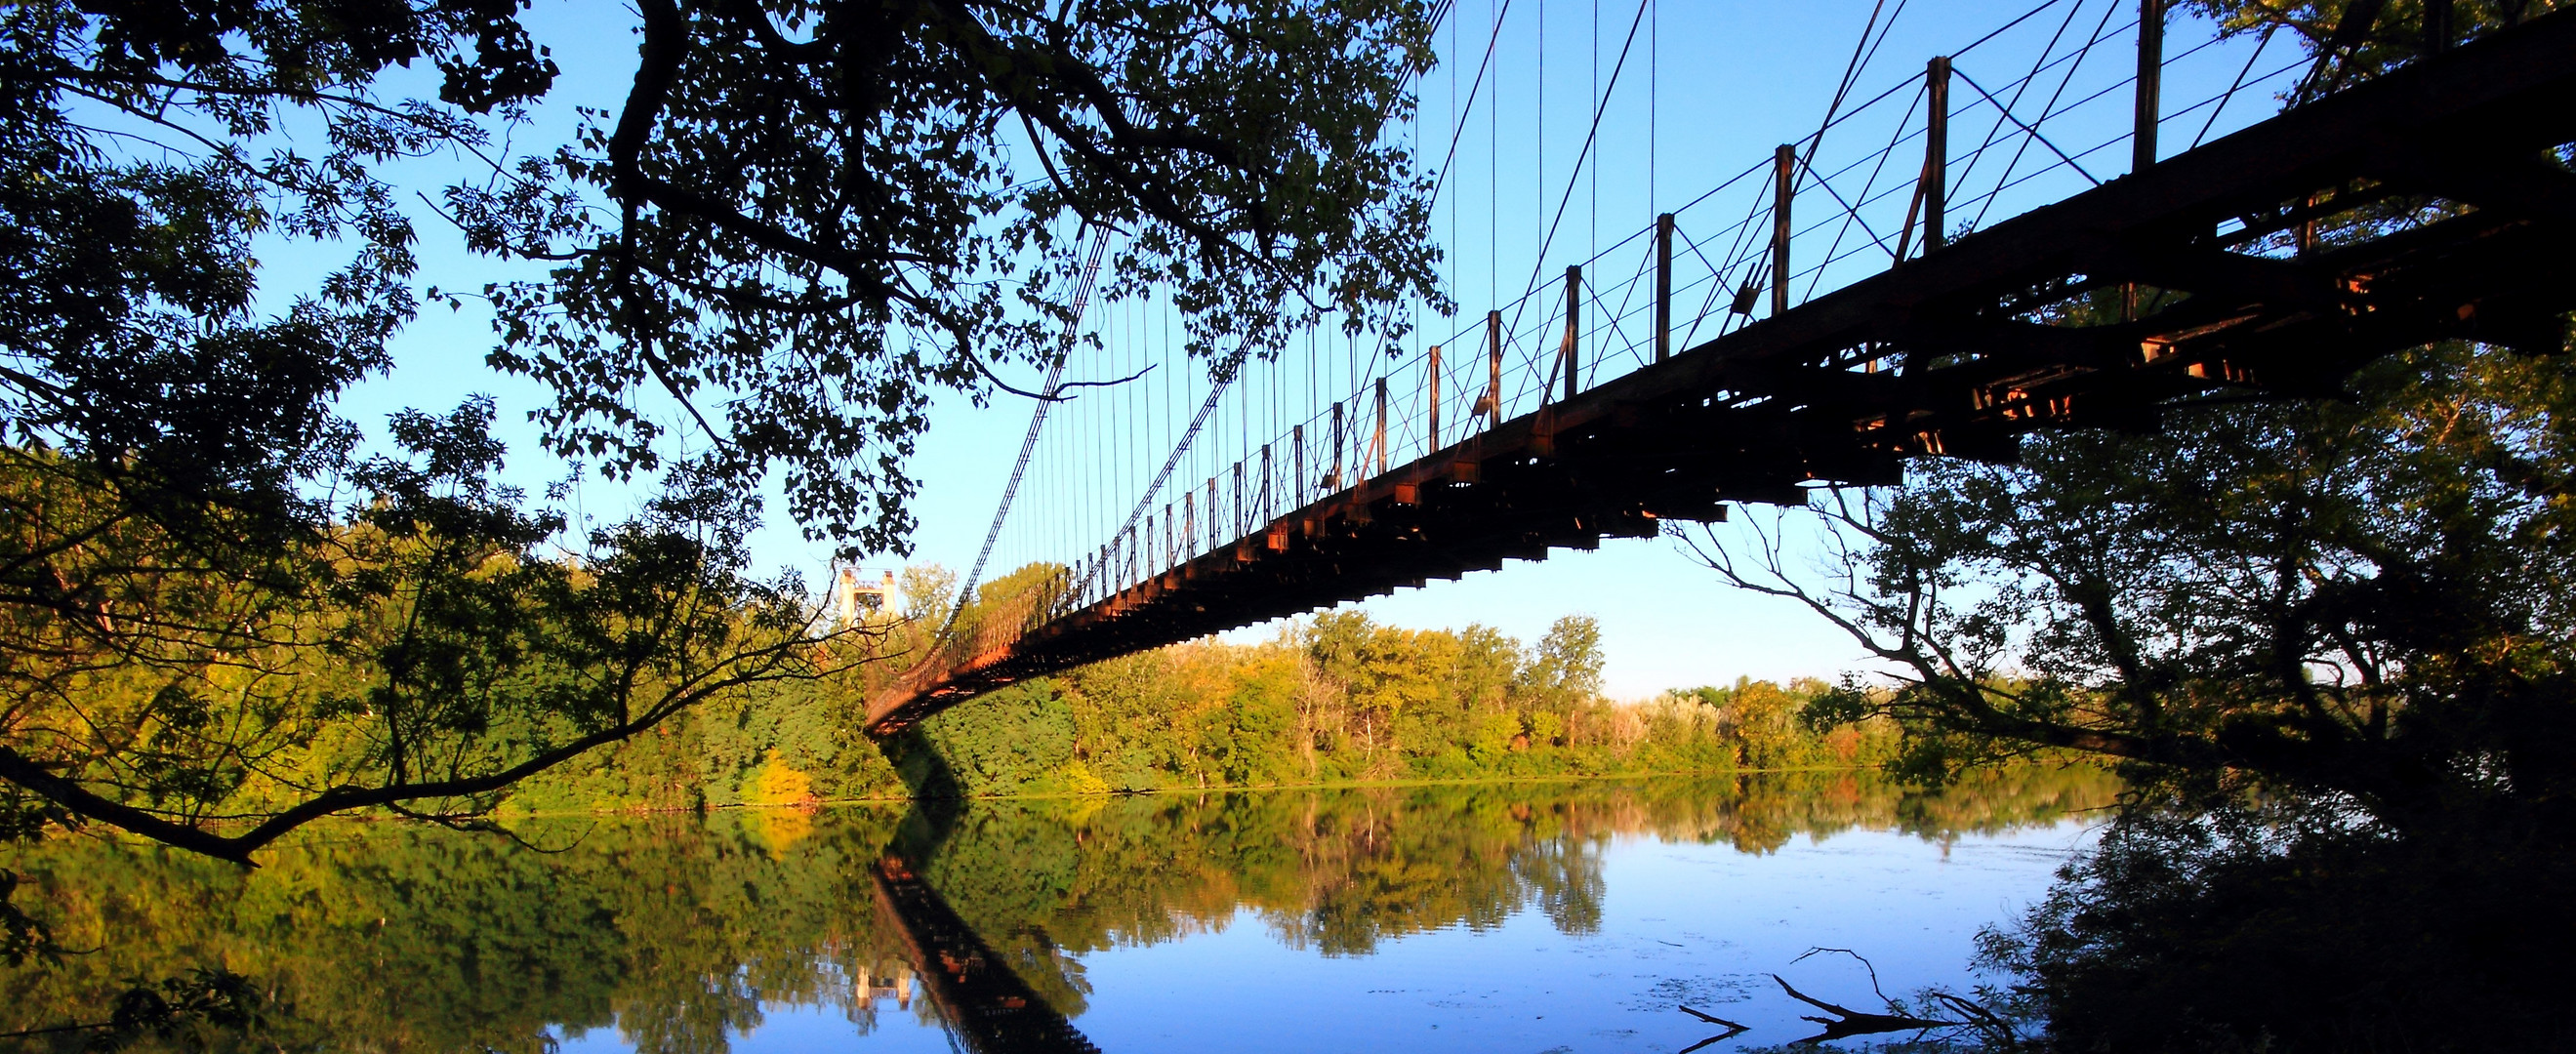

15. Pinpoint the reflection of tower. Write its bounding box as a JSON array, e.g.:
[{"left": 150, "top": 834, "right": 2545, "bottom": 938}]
[{"left": 855, "top": 964, "right": 917, "bottom": 1010}]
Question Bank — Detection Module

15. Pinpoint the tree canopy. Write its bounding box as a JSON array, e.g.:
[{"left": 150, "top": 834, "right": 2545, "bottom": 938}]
[{"left": 0, "top": 0, "right": 1448, "bottom": 860}]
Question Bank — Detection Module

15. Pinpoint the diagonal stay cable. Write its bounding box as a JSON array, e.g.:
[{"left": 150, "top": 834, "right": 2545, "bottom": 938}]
[
  {"left": 1045, "top": 2, "right": 1459, "bottom": 611},
  {"left": 1969, "top": 0, "right": 2121, "bottom": 228},
  {"left": 1801, "top": 84, "right": 1924, "bottom": 298},
  {"left": 2192, "top": 22, "right": 2276, "bottom": 148},
  {"left": 1505, "top": 0, "right": 1656, "bottom": 353},
  {"left": 1949, "top": 0, "right": 2089, "bottom": 218},
  {"left": 1429, "top": 0, "right": 1515, "bottom": 201},
  {"left": 942, "top": 223, "right": 1113, "bottom": 638},
  {"left": 1953, "top": 0, "right": 2077, "bottom": 60},
  {"left": 1769, "top": 0, "right": 1902, "bottom": 309}
]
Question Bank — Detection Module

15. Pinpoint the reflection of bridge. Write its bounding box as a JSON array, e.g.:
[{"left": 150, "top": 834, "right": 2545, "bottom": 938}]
[
  {"left": 871, "top": 853, "right": 1103, "bottom": 1054},
  {"left": 869, "top": 5, "right": 2576, "bottom": 734}
]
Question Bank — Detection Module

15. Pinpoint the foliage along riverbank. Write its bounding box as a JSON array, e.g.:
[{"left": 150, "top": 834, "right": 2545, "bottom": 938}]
[
  {"left": 503, "top": 605, "right": 1903, "bottom": 813},
  {"left": 0, "top": 768, "right": 2118, "bottom": 1049}
]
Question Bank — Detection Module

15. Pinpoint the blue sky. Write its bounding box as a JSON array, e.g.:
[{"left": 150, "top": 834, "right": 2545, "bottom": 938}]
[{"left": 319, "top": 0, "right": 2287, "bottom": 698}]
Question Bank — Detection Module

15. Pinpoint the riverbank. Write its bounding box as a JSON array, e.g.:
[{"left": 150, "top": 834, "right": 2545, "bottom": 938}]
[
  {"left": 487, "top": 759, "right": 2114, "bottom": 823},
  {"left": 502, "top": 651, "right": 1905, "bottom": 814}
]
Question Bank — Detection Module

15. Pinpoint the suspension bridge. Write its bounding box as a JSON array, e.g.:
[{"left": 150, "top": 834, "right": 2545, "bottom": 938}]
[{"left": 868, "top": 0, "right": 2576, "bottom": 735}]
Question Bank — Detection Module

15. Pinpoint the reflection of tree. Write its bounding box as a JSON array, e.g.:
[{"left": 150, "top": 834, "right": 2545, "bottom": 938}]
[
  {"left": 1984, "top": 794, "right": 2576, "bottom": 1053},
  {"left": 0, "top": 767, "right": 2115, "bottom": 1042},
  {"left": 1512, "top": 836, "right": 1607, "bottom": 937},
  {"left": 0, "top": 811, "right": 919, "bottom": 1052}
]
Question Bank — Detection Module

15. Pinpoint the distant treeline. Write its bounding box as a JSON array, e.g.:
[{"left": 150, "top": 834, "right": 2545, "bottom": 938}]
[
  {"left": 0, "top": 771, "right": 2117, "bottom": 1048},
  {"left": 508, "top": 582, "right": 1902, "bottom": 812}
]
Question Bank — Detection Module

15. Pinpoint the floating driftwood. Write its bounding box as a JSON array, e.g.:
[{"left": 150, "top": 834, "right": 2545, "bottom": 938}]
[{"left": 1772, "top": 975, "right": 1958, "bottom": 1045}]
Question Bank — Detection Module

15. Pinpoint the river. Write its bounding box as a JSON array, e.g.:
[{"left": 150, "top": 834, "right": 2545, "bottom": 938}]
[{"left": 1, "top": 768, "right": 2114, "bottom": 1052}]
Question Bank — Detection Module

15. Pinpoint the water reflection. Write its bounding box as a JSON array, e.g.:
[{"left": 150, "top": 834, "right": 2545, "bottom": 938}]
[
  {"left": 0, "top": 768, "right": 2114, "bottom": 1050},
  {"left": 871, "top": 852, "right": 1098, "bottom": 1053}
]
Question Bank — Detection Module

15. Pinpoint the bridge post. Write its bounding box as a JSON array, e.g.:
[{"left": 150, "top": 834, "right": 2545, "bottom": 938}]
[
  {"left": 1374, "top": 378, "right": 1390, "bottom": 475},
  {"left": 1232, "top": 463, "right": 1244, "bottom": 539},
  {"left": 1182, "top": 491, "right": 1195, "bottom": 559},
  {"left": 1258, "top": 444, "right": 1272, "bottom": 524},
  {"left": 1486, "top": 310, "right": 1503, "bottom": 426},
  {"left": 2135, "top": 0, "right": 2163, "bottom": 173},
  {"left": 1926, "top": 57, "right": 1949, "bottom": 251},
  {"left": 1427, "top": 345, "right": 1442, "bottom": 447},
  {"left": 1773, "top": 144, "right": 1795, "bottom": 315},
  {"left": 1206, "top": 476, "right": 1219, "bottom": 550},
  {"left": 1656, "top": 215, "right": 1673, "bottom": 361},
  {"left": 1291, "top": 425, "right": 1305, "bottom": 507},
  {"left": 1562, "top": 265, "right": 1583, "bottom": 400},
  {"left": 1330, "top": 402, "right": 1345, "bottom": 491}
]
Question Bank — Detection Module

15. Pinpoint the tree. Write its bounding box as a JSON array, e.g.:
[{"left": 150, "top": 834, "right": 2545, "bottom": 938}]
[
  {"left": 455, "top": 0, "right": 1448, "bottom": 549},
  {"left": 1514, "top": 615, "right": 1604, "bottom": 744},
  {"left": 1306, "top": 611, "right": 1448, "bottom": 759},
  {"left": 1201, "top": 649, "right": 1304, "bottom": 786},
  {"left": 0, "top": 400, "right": 858, "bottom": 864},
  {"left": 0, "top": 0, "right": 1444, "bottom": 859},
  {"left": 2186, "top": 0, "right": 2569, "bottom": 101},
  {"left": 1693, "top": 339, "right": 2576, "bottom": 824}
]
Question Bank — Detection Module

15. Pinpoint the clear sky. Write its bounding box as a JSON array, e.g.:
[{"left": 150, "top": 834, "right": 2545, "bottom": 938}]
[{"left": 321, "top": 0, "right": 2282, "bottom": 700}]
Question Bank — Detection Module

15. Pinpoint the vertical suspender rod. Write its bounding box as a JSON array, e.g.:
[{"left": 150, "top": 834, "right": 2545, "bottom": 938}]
[
  {"left": 1561, "top": 265, "right": 1583, "bottom": 401},
  {"left": 1772, "top": 144, "right": 1795, "bottom": 316},
  {"left": 1330, "top": 402, "right": 1345, "bottom": 489},
  {"left": 2135, "top": 0, "right": 2163, "bottom": 174},
  {"left": 1655, "top": 214, "right": 1674, "bottom": 361},
  {"left": 1292, "top": 425, "right": 1305, "bottom": 506},
  {"left": 1926, "top": 57, "right": 1950, "bottom": 252},
  {"left": 1427, "top": 345, "right": 1443, "bottom": 448},
  {"left": 1373, "top": 378, "right": 1390, "bottom": 475}
]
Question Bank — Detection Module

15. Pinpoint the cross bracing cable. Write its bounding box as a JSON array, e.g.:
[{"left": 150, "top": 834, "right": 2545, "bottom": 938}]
[{"left": 1954, "top": 66, "right": 2106, "bottom": 188}]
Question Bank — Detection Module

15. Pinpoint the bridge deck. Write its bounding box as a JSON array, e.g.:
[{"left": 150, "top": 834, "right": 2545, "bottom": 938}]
[{"left": 869, "top": 12, "right": 2576, "bottom": 734}]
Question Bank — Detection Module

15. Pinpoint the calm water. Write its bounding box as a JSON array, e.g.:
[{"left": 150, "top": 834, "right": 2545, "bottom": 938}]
[{"left": 3, "top": 770, "right": 2113, "bottom": 1052}]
